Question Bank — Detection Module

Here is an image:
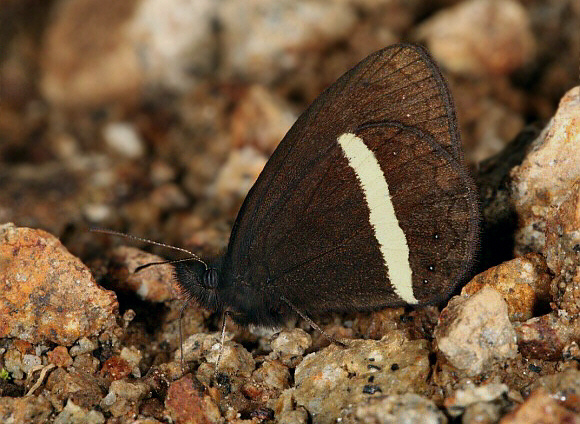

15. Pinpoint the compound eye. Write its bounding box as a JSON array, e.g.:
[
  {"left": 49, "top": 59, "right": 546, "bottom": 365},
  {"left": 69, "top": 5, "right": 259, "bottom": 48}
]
[{"left": 202, "top": 268, "right": 219, "bottom": 289}]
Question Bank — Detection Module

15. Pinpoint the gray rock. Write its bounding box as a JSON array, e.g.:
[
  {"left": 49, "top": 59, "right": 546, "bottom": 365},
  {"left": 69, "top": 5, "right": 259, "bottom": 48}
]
[
  {"left": 289, "top": 333, "right": 431, "bottom": 423},
  {"left": 54, "top": 399, "right": 105, "bottom": 424},
  {"left": 510, "top": 86, "right": 580, "bottom": 256},
  {"left": 435, "top": 287, "right": 518, "bottom": 375},
  {"left": 270, "top": 328, "right": 312, "bottom": 357},
  {"left": 341, "top": 394, "right": 448, "bottom": 424},
  {"left": 278, "top": 407, "right": 309, "bottom": 424},
  {"left": 445, "top": 383, "right": 508, "bottom": 418}
]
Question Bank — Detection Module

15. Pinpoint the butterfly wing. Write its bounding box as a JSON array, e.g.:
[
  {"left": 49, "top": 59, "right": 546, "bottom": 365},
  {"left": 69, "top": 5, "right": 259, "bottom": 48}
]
[{"left": 224, "top": 44, "right": 479, "bottom": 316}]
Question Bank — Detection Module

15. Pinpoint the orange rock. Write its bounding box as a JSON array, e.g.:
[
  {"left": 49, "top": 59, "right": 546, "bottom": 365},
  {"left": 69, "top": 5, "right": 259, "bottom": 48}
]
[
  {"left": 500, "top": 388, "right": 580, "bottom": 424},
  {"left": 462, "top": 253, "right": 552, "bottom": 321},
  {"left": 0, "top": 224, "right": 120, "bottom": 345}
]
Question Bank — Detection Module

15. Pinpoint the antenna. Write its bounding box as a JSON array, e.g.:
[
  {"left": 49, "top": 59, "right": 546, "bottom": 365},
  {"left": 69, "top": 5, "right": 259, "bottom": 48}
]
[
  {"left": 90, "top": 228, "right": 208, "bottom": 269},
  {"left": 91, "top": 227, "right": 209, "bottom": 375}
]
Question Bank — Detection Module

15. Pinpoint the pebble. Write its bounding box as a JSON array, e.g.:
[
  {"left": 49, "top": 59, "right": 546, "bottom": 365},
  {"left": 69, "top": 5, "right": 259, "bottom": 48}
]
[
  {"left": 435, "top": 287, "right": 518, "bottom": 376},
  {"left": 270, "top": 329, "right": 312, "bottom": 357},
  {"left": 102, "top": 122, "right": 145, "bottom": 159},
  {"left": 500, "top": 388, "right": 580, "bottom": 424},
  {"left": 461, "top": 254, "right": 552, "bottom": 321},
  {"left": 54, "top": 399, "right": 105, "bottom": 424}
]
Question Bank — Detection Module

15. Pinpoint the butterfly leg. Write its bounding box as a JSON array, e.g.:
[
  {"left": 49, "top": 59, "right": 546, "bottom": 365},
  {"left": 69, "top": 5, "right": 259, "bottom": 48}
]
[
  {"left": 213, "top": 310, "right": 234, "bottom": 380},
  {"left": 280, "top": 296, "right": 347, "bottom": 347}
]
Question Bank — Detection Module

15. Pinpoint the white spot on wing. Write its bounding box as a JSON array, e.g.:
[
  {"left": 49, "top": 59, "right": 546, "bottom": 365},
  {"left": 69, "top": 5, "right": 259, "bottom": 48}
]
[{"left": 338, "top": 132, "right": 418, "bottom": 304}]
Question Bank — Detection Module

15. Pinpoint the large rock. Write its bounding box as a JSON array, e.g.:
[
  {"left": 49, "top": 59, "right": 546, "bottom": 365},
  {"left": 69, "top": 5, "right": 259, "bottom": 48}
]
[
  {"left": 511, "top": 86, "right": 580, "bottom": 256},
  {"left": 0, "top": 223, "right": 119, "bottom": 345}
]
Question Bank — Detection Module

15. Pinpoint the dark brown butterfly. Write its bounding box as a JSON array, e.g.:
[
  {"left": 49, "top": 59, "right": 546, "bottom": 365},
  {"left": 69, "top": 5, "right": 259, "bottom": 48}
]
[{"left": 175, "top": 43, "right": 480, "bottom": 331}]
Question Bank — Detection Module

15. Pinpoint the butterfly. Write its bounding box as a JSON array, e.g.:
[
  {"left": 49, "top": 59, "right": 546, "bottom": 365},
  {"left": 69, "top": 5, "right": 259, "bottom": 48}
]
[{"left": 175, "top": 43, "right": 480, "bottom": 333}]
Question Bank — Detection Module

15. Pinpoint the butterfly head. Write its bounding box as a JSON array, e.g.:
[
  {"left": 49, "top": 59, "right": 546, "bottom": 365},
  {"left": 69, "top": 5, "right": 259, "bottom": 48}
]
[{"left": 174, "top": 261, "right": 222, "bottom": 313}]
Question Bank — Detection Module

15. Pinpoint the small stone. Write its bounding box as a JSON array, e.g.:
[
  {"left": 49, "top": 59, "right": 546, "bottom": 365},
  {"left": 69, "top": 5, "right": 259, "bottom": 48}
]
[
  {"left": 515, "top": 313, "right": 580, "bottom": 360},
  {"left": 47, "top": 346, "right": 73, "bottom": 368},
  {"left": 100, "top": 356, "right": 132, "bottom": 381},
  {"left": 209, "top": 146, "right": 268, "bottom": 210},
  {"left": 252, "top": 360, "right": 291, "bottom": 390},
  {"left": 128, "top": 0, "right": 218, "bottom": 90},
  {"left": 69, "top": 338, "right": 98, "bottom": 357},
  {"left": 13, "top": 340, "right": 34, "bottom": 354},
  {"left": 53, "top": 399, "right": 105, "bottom": 424},
  {"left": 435, "top": 287, "right": 518, "bottom": 376},
  {"left": 240, "top": 380, "right": 275, "bottom": 403},
  {"left": 165, "top": 375, "right": 222, "bottom": 424},
  {"left": 139, "top": 398, "right": 166, "bottom": 422},
  {"left": 45, "top": 368, "right": 104, "bottom": 409},
  {"left": 461, "top": 254, "right": 552, "bottom": 321},
  {"left": 206, "top": 341, "right": 255, "bottom": 377},
  {"left": 120, "top": 346, "right": 143, "bottom": 377},
  {"left": 82, "top": 204, "right": 112, "bottom": 223},
  {"left": 103, "top": 122, "right": 145, "bottom": 159},
  {"left": 352, "top": 308, "right": 405, "bottom": 340},
  {"left": 149, "top": 183, "right": 189, "bottom": 211},
  {"left": 3, "top": 348, "right": 24, "bottom": 380},
  {"left": 150, "top": 160, "right": 177, "bottom": 185},
  {"left": 463, "top": 401, "right": 504, "bottom": 424},
  {"left": 444, "top": 383, "right": 508, "bottom": 417},
  {"left": 529, "top": 368, "right": 580, "bottom": 397},
  {"left": 545, "top": 180, "right": 580, "bottom": 316},
  {"left": 21, "top": 354, "right": 42, "bottom": 374},
  {"left": 40, "top": 0, "right": 218, "bottom": 107},
  {"left": 106, "top": 397, "right": 138, "bottom": 418},
  {"left": 72, "top": 353, "right": 100, "bottom": 374},
  {"left": 107, "top": 246, "right": 178, "bottom": 302},
  {"left": 270, "top": 329, "right": 312, "bottom": 357},
  {"left": 178, "top": 332, "right": 223, "bottom": 363},
  {"left": 277, "top": 407, "right": 309, "bottom": 424},
  {"left": 500, "top": 388, "right": 580, "bottom": 424},
  {"left": 219, "top": 0, "right": 357, "bottom": 83},
  {"left": 120, "top": 346, "right": 142, "bottom": 368},
  {"left": 468, "top": 94, "right": 526, "bottom": 163},
  {"left": 563, "top": 341, "right": 580, "bottom": 361},
  {"left": 108, "top": 379, "right": 150, "bottom": 401},
  {"left": 40, "top": 0, "right": 141, "bottom": 107},
  {"left": 35, "top": 344, "right": 51, "bottom": 356},
  {"left": 275, "top": 388, "right": 298, "bottom": 417},
  {"left": 100, "top": 392, "right": 116, "bottom": 409}
]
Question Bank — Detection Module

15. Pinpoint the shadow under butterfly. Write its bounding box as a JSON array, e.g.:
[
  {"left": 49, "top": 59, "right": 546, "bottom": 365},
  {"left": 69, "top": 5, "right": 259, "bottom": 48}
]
[{"left": 172, "top": 43, "right": 480, "bottom": 353}]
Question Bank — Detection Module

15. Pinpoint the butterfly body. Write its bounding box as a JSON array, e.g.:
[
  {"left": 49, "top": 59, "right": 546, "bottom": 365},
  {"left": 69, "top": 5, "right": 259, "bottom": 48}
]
[{"left": 175, "top": 43, "right": 480, "bottom": 327}]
